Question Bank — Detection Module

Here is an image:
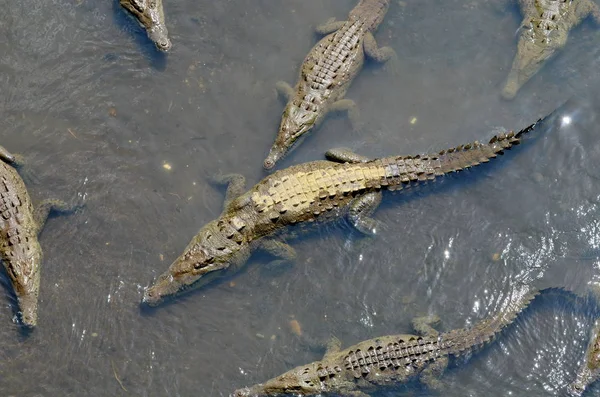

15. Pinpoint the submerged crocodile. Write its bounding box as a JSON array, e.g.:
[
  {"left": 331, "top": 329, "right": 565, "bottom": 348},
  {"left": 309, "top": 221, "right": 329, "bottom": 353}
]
[
  {"left": 264, "top": 0, "right": 396, "bottom": 169},
  {"left": 231, "top": 286, "right": 554, "bottom": 396},
  {"left": 0, "top": 146, "right": 80, "bottom": 327},
  {"left": 568, "top": 319, "right": 600, "bottom": 396},
  {"left": 501, "top": 0, "right": 600, "bottom": 100},
  {"left": 120, "top": 0, "right": 172, "bottom": 52},
  {"left": 142, "top": 113, "right": 551, "bottom": 306}
]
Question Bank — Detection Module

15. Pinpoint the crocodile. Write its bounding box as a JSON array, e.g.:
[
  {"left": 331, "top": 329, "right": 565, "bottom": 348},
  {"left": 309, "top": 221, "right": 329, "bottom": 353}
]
[
  {"left": 120, "top": 0, "right": 172, "bottom": 52},
  {"left": 501, "top": 0, "right": 600, "bottom": 100},
  {"left": 142, "top": 113, "right": 552, "bottom": 307},
  {"left": 568, "top": 319, "right": 600, "bottom": 396},
  {"left": 264, "top": 0, "right": 396, "bottom": 170},
  {"left": 0, "top": 146, "right": 80, "bottom": 327},
  {"left": 231, "top": 286, "right": 553, "bottom": 396}
]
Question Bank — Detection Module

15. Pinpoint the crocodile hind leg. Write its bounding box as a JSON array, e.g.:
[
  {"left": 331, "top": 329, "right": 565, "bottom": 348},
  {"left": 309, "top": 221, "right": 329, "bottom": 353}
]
[
  {"left": 412, "top": 315, "right": 447, "bottom": 391},
  {"left": 211, "top": 173, "right": 246, "bottom": 210},
  {"left": 329, "top": 99, "right": 361, "bottom": 132},
  {"left": 420, "top": 357, "right": 449, "bottom": 392},
  {"left": 259, "top": 239, "right": 297, "bottom": 271},
  {"left": 412, "top": 314, "right": 442, "bottom": 337},
  {"left": 347, "top": 191, "right": 382, "bottom": 235},
  {"left": 325, "top": 148, "right": 371, "bottom": 163},
  {"left": 315, "top": 17, "right": 346, "bottom": 34},
  {"left": 275, "top": 81, "right": 295, "bottom": 102},
  {"left": 34, "top": 199, "right": 82, "bottom": 235}
]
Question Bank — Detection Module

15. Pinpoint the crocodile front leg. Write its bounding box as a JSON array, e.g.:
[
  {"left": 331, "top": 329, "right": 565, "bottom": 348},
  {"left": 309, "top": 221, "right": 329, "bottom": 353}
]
[
  {"left": 259, "top": 239, "right": 297, "bottom": 270},
  {"left": 275, "top": 81, "right": 295, "bottom": 102},
  {"left": 329, "top": 99, "right": 361, "bottom": 132},
  {"left": 363, "top": 32, "right": 396, "bottom": 63},
  {"left": 323, "top": 336, "right": 342, "bottom": 359},
  {"left": 0, "top": 145, "right": 15, "bottom": 164},
  {"left": 347, "top": 191, "right": 382, "bottom": 235},
  {"left": 34, "top": 199, "right": 82, "bottom": 235},
  {"left": 315, "top": 17, "right": 347, "bottom": 35},
  {"left": 211, "top": 173, "right": 246, "bottom": 211},
  {"left": 325, "top": 148, "right": 371, "bottom": 163},
  {"left": 412, "top": 314, "right": 442, "bottom": 337},
  {"left": 346, "top": 392, "right": 371, "bottom": 397}
]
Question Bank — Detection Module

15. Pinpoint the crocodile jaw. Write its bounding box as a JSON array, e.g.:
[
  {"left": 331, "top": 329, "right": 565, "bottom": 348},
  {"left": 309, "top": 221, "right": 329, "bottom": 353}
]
[
  {"left": 264, "top": 108, "right": 314, "bottom": 169},
  {"left": 120, "top": 0, "right": 172, "bottom": 52},
  {"left": 4, "top": 258, "right": 41, "bottom": 327},
  {"left": 567, "top": 365, "right": 598, "bottom": 396},
  {"left": 142, "top": 262, "right": 228, "bottom": 306}
]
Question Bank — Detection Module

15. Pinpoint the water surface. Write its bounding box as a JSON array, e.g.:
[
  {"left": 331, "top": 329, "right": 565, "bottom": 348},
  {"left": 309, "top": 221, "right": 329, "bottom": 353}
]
[{"left": 1, "top": 0, "right": 600, "bottom": 396}]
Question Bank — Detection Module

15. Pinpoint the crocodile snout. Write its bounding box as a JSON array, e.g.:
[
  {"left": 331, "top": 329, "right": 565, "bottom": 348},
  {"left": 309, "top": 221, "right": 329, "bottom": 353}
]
[{"left": 155, "top": 38, "right": 172, "bottom": 52}]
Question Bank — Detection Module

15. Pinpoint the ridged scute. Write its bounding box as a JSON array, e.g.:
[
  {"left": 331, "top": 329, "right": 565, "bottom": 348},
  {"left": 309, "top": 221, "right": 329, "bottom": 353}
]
[{"left": 343, "top": 336, "right": 444, "bottom": 378}]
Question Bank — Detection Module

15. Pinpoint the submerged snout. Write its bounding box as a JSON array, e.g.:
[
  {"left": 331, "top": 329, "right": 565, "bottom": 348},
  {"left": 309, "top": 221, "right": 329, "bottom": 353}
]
[
  {"left": 263, "top": 151, "right": 282, "bottom": 170},
  {"left": 231, "top": 386, "right": 264, "bottom": 397},
  {"left": 141, "top": 272, "right": 179, "bottom": 307},
  {"left": 18, "top": 293, "right": 38, "bottom": 328},
  {"left": 148, "top": 27, "right": 172, "bottom": 52},
  {"left": 154, "top": 37, "right": 172, "bottom": 52}
]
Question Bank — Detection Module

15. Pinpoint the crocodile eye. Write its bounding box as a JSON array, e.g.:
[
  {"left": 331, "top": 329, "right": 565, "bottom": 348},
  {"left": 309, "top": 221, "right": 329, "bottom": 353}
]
[{"left": 131, "top": 0, "right": 145, "bottom": 12}]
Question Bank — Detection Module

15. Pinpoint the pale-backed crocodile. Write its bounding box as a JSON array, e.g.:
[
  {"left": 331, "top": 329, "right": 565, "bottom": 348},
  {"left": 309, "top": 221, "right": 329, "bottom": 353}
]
[
  {"left": 142, "top": 113, "right": 551, "bottom": 307},
  {"left": 120, "top": 0, "right": 172, "bottom": 52},
  {"left": 264, "top": 0, "right": 396, "bottom": 170},
  {"left": 0, "top": 146, "right": 80, "bottom": 327},
  {"left": 568, "top": 319, "right": 600, "bottom": 396},
  {"left": 231, "top": 286, "right": 554, "bottom": 396},
  {"left": 501, "top": 0, "right": 600, "bottom": 100}
]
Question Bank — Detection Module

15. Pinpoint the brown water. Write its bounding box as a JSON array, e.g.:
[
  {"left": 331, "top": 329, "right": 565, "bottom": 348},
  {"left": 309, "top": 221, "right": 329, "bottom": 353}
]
[{"left": 2, "top": 0, "right": 600, "bottom": 396}]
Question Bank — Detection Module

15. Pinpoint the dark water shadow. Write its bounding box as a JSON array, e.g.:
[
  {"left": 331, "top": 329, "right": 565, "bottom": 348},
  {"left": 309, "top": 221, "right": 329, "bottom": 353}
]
[{"left": 110, "top": 0, "right": 167, "bottom": 71}]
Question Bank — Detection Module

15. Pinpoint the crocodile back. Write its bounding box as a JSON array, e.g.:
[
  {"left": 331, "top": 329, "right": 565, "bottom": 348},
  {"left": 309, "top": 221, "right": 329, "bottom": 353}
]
[
  {"left": 251, "top": 121, "right": 539, "bottom": 234},
  {"left": 0, "top": 161, "right": 41, "bottom": 302}
]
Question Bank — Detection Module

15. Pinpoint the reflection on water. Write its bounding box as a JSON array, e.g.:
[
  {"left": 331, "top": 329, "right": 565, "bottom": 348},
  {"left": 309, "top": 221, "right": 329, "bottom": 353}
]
[{"left": 1, "top": 0, "right": 600, "bottom": 396}]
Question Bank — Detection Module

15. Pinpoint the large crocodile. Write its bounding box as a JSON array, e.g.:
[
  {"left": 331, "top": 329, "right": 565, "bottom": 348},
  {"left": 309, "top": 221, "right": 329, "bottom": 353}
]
[
  {"left": 231, "top": 286, "right": 555, "bottom": 396},
  {"left": 568, "top": 319, "right": 600, "bottom": 396},
  {"left": 264, "top": 0, "right": 396, "bottom": 170},
  {"left": 0, "top": 146, "right": 80, "bottom": 327},
  {"left": 142, "top": 114, "right": 551, "bottom": 307},
  {"left": 501, "top": 0, "right": 600, "bottom": 100},
  {"left": 120, "top": 0, "right": 172, "bottom": 52}
]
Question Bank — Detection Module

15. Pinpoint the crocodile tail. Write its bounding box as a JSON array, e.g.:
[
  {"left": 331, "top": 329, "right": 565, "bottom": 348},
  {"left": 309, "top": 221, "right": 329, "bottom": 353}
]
[
  {"left": 372, "top": 118, "right": 543, "bottom": 191},
  {"left": 436, "top": 118, "right": 543, "bottom": 175},
  {"left": 441, "top": 285, "right": 541, "bottom": 357}
]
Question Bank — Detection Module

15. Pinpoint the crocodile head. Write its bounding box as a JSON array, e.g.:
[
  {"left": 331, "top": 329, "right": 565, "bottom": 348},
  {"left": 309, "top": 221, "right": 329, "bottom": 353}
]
[
  {"left": 264, "top": 103, "right": 317, "bottom": 169},
  {"left": 501, "top": 21, "right": 567, "bottom": 100},
  {"left": 567, "top": 321, "right": 600, "bottom": 396},
  {"left": 232, "top": 367, "right": 321, "bottom": 397},
  {"left": 3, "top": 247, "right": 43, "bottom": 327},
  {"left": 120, "top": 0, "right": 172, "bottom": 52},
  {"left": 142, "top": 220, "right": 244, "bottom": 306},
  {"left": 349, "top": 0, "right": 390, "bottom": 30}
]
